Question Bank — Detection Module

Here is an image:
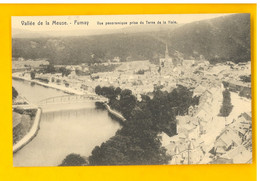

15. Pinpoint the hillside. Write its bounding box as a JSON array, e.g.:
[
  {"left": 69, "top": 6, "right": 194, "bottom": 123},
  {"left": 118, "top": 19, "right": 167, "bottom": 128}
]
[
  {"left": 12, "top": 14, "right": 250, "bottom": 65},
  {"left": 166, "top": 13, "right": 251, "bottom": 63}
]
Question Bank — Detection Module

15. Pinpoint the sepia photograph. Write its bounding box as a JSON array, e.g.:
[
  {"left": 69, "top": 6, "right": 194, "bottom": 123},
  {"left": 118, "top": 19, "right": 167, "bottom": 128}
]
[{"left": 11, "top": 14, "right": 252, "bottom": 167}]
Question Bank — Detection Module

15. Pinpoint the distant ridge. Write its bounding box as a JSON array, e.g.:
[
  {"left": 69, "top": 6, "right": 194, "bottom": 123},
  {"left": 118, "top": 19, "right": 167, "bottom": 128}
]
[
  {"left": 12, "top": 14, "right": 250, "bottom": 65},
  {"left": 12, "top": 24, "right": 182, "bottom": 38}
]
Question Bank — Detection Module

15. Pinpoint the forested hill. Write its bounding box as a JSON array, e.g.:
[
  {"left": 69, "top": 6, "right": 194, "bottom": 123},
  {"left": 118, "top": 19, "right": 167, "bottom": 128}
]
[
  {"left": 166, "top": 13, "right": 251, "bottom": 64},
  {"left": 12, "top": 14, "right": 250, "bottom": 65}
]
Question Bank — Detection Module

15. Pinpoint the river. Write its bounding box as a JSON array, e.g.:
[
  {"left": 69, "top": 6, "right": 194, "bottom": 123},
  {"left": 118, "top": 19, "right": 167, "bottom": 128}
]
[{"left": 12, "top": 79, "right": 121, "bottom": 167}]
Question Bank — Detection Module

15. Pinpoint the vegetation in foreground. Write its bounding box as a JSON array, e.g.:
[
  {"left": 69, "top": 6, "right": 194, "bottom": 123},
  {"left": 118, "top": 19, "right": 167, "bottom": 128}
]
[
  {"left": 12, "top": 87, "right": 18, "bottom": 99},
  {"left": 60, "top": 85, "right": 200, "bottom": 166},
  {"left": 59, "top": 153, "right": 87, "bottom": 166}
]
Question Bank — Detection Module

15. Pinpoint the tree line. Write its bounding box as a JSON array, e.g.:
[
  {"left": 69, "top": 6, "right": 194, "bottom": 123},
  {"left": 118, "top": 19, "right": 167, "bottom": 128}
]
[
  {"left": 219, "top": 89, "right": 233, "bottom": 117},
  {"left": 12, "top": 87, "right": 18, "bottom": 100},
  {"left": 86, "top": 85, "right": 200, "bottom": 165}
]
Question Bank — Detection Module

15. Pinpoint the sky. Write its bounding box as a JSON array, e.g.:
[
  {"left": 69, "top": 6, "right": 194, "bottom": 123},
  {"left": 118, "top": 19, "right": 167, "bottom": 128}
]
[{"left": 12, "top": 14, "right": 233, "bottom": 33}]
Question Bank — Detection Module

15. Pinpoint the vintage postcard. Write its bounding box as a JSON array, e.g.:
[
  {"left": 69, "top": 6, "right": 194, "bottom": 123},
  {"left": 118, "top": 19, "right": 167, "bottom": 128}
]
[{"left": 12, "top": 14, "right": 252, "bottom": 167}]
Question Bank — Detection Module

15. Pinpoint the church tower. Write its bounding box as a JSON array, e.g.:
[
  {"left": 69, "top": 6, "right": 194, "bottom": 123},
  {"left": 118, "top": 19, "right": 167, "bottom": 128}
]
[{"left": 159, "top": 43, "right": 173, "bottom": 74}]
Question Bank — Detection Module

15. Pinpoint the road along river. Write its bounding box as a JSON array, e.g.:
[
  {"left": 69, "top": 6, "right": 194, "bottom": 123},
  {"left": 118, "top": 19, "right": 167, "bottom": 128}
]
[{"left": 12, "top": 79, "right": 121, "bottom": 167}]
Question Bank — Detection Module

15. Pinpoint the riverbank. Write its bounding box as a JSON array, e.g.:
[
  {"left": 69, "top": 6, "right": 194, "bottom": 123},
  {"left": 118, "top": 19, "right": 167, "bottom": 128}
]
[
  {"left": 12, "top": 74, "right": 85, "bottom": 95},
  {"left": 13, "top": 108, "right": 42, "bottom": 153},
  {"left": 13, "top": 107, "right": 38, "bottom": 142}
]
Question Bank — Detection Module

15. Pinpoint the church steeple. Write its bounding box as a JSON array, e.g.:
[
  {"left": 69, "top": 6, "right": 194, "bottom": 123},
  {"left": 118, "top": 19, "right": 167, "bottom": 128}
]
[{"left": 159, "top": 43, "right": 173, "bottom": 73}]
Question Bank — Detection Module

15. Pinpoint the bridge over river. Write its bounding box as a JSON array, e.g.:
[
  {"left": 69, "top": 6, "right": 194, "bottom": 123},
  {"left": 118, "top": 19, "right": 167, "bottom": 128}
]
[
  {"left": 37, "top": 94, "right": 125, "bottom": 121},
  {"left": 37, "top": 94, "right": 108, "bottom": 106},
  {"left": 12, "top": 78, "right": 121, "bottom": 167}
]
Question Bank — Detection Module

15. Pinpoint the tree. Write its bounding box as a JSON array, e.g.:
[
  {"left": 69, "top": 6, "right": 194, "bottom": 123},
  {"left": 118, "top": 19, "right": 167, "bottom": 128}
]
[
  {"left": 89, "top": 85, "right": 203, "bottom": 166},
  {"left": 59, "top": 67, "right": 71, "bottom": 77},
  {"left": 149, "top": 89, "right": 177, "bottom": 135},
  {"left": 30, "top": 71, "right": 35, "bottom": 79},
  {"left": 89, "top": 86, "right": 172, "bottom": 166},
  {"left": 12, "top": 87, "right": 18, "bottom": 99},
  {"left": 89, "top": 135, "right": 131, "bottom": 165},
  {"left": 51, "top": 77, "right": 55, "bottom": 82},
  {"left": 45, "top": 64, "right": 56, "bottom": 74},
  {"left": 136, "top": 69, "right": 145, "bottom": 74},
  {"left": 114, "top": 87, "right": 122, "bottom": 96},
  {"left": 95, "top": 85, "right": 102, "bottom": 95},
  {"left": 240, "top": 75, "right": 251, "bottom": 83},
  {"left": 105, "top": 86, "right": 116, "bottom": 99},
  {"left": 59, "top": 153, "right": 87, "bottom": 166},
  {"left": 89, "top": 124, "right": 171, "bottom": 166},
  {"left": 219, "top": 89, "right": 233, "bottom": 117},
  {"left": 119, "top": 89, "right": 136, "bottom": 119},
  {"left": 65, "top": 82, "right": 69, "bottom": 87}
]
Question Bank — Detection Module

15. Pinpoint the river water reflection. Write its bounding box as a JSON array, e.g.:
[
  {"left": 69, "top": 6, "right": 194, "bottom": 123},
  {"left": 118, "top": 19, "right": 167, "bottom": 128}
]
[{"left": 12, "top": 79, "right": 121, "bottom": 167}]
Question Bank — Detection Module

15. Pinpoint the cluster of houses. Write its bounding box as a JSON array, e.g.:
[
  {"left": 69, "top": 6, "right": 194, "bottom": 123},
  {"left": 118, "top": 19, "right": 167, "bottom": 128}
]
[
  {"left": 160, "top": 85, "right": 252, "bottom": 164},
  {"left": 12, "top": 58, "right": 49, "bottom": 72},
  {"left": 13, "top": 49, "right": 251, "bottom": 104},
  {"left": 12, "top": 47, "right": 252, "bottom": 165},
  {"left": 13, "top": 47, "right": 251, "bottom": 102},
  {"left": 210, "top": 110, "right": 252, "bottom": 164}
]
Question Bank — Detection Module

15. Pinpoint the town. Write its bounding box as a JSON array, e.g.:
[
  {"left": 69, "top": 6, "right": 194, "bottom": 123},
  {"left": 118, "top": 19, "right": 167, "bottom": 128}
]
[{"left": 12, "top": 43, "right": 252, "bottom": 165}]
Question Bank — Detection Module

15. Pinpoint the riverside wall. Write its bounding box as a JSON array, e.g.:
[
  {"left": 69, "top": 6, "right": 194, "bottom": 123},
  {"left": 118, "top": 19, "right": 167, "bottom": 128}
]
[
  {"left": 103, "top": 103, "right": 126, "bottom": 122},
  {"left": 13, "top": 108, "right": 42, "bottom": 154}
]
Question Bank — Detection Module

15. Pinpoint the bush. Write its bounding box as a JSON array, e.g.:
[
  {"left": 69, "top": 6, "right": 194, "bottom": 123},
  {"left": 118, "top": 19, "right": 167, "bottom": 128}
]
[
  {"left": 89, "top": 85, "right": 200, "bottom": 165},
  {"left": 136, "top": 69, "right": 145, "bottom": 74},
  {"left": 12, "top": 87, "right": 18, "bottom": 99},
  {"left": 219, "top": 89, "right": 233, "bottom": 117},
  {"left": 239, "top": 75, "right": 251, "bottom": 83},
  {"left": 59, "top": 153, "right": 87, "bottom": 166},
  {"left": 30, "top": 71, "right": 36, "bottom": 79}
]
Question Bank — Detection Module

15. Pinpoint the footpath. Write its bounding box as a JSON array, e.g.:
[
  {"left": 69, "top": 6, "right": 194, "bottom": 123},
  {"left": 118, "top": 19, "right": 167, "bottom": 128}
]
[{"left": 104, "top": 103, "right": 126, "bottom": 122}]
